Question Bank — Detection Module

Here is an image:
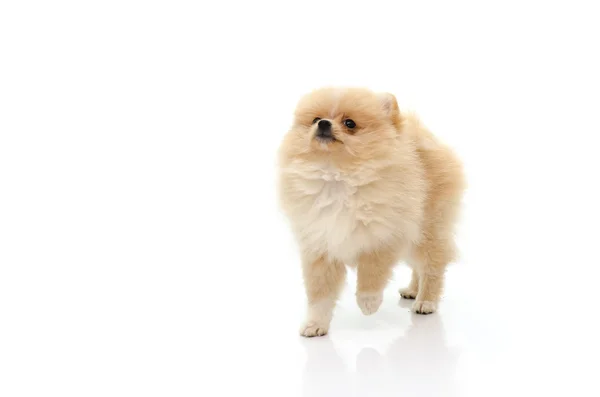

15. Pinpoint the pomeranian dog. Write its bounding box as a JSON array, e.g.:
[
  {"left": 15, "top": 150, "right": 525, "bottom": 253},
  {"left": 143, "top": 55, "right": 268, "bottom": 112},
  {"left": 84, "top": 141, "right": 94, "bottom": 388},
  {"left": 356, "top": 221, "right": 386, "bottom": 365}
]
[{"left": 278, "top": 87, "right": 465, "bottom": 337}]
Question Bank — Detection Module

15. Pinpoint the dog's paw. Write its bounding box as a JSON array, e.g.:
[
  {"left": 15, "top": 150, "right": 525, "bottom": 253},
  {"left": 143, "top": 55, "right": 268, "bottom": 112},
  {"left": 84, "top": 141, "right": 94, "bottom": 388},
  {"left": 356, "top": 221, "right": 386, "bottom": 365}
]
[
  {"left": 399, "top": 287, "right": 417, "bottom": 299},
  {"left": 412, "top": 300, "right": 437, "bottom": 314},
  {"left": 300, "top": 322, "right": 329, "bottom": 337},
  {"left": 356, "top": 293, "right": 383, "bottom": 315}
]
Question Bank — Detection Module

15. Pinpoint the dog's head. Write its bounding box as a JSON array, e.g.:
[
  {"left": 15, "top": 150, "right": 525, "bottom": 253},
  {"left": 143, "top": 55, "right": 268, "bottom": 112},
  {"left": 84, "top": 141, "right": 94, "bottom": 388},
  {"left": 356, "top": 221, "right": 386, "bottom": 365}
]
[{"left": 284, "top": 87, "right": 403, "bottom": 161}]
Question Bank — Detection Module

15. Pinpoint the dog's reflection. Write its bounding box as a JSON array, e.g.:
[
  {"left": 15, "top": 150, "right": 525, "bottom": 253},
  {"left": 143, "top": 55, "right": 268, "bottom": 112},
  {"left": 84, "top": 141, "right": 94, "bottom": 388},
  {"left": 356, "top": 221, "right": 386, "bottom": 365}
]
[
  {"left": 301, "top": 313, "right": 459, "bottom": 397},
  {"left": 301, "top": 334, "right": 353, "bottom": 396}
]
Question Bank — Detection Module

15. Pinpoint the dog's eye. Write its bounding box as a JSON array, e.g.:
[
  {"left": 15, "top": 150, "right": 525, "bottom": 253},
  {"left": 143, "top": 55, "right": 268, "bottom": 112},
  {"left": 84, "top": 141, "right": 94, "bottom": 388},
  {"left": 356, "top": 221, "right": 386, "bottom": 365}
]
[
  {"left": 312, "top": 117, "right": 321, "bottom": 124},
  {"left": 344, "top": 119, "right": 356, "bottom": 129}
]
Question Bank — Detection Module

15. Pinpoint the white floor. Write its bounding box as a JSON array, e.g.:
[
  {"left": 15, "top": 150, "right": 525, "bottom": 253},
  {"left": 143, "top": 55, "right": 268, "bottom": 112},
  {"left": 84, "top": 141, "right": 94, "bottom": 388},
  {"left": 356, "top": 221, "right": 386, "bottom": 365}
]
[
  {"left": 3, "top": 205, "right": 599, "bottom": 396},
  {"left": 198, "top": 249, "right": 600, "bottom": 397},
  {"left": 2, "top": 2, "right": 600, "bottom": 396}
]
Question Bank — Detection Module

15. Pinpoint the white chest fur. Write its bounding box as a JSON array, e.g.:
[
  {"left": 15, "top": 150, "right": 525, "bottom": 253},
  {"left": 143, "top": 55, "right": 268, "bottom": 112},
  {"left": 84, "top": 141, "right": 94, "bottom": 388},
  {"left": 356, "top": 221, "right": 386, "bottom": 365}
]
[{"left": 285, "top": 166, "right": 397, "bottom": 264}]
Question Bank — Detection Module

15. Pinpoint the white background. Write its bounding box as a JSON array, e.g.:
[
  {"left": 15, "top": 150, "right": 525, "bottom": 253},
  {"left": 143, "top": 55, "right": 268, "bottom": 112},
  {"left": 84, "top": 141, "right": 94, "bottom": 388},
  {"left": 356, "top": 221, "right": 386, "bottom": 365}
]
[{"left": 1, "top": 1, "right": 600, "bottom": 396}]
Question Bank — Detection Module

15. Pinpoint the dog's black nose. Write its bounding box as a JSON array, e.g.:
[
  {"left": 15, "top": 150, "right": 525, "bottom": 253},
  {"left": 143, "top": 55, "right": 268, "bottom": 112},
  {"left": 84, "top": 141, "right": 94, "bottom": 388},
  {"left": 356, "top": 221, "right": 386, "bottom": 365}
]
[
  {"left": 318, "top": 119, "right": 332, "bottom": 130},
  {"left": 317, "top": 119, "right": 333, "bottom": 138}
]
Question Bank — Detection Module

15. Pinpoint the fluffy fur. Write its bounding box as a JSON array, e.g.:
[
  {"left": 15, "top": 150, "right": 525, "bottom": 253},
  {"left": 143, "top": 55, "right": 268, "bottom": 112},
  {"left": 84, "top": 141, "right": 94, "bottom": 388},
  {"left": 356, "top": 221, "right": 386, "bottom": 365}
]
[{"left": 277, "top": 87, "right": 465, "bottom": 337}]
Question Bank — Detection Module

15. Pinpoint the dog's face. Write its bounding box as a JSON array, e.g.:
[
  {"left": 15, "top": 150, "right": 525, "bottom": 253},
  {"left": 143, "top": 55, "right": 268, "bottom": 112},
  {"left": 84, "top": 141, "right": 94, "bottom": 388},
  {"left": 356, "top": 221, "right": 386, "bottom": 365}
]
[{"left": 285, "top": 87, "right": 402, "bottom": 160}]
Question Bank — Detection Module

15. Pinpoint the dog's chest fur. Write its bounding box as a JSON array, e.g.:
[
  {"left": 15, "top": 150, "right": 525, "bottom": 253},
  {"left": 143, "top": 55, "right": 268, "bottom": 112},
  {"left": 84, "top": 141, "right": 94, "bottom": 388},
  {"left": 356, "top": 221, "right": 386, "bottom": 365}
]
[{"left": 285, "top": 165, "right": 400, "bottom": 264}]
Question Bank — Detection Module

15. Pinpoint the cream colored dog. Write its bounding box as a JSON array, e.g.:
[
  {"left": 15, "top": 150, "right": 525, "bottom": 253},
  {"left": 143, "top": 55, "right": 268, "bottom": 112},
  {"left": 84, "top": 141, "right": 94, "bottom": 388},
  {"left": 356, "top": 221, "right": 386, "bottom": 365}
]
[{"left": 278, "top": 87, "right": 465, "bottom": 337}]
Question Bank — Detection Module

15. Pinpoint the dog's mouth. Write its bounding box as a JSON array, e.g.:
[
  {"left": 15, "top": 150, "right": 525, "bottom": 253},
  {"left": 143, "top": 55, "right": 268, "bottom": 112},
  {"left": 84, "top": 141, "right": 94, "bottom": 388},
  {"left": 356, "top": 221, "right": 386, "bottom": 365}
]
[{"left": 314, "top": 133, "right": 341, "bottom": 144}]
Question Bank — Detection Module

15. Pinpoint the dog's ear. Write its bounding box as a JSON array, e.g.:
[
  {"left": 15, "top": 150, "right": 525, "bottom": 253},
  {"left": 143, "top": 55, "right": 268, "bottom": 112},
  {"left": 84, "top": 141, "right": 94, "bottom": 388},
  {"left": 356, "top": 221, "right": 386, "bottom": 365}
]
[{"left": 378, "top": 92, "right": 402, "bottom": 129}]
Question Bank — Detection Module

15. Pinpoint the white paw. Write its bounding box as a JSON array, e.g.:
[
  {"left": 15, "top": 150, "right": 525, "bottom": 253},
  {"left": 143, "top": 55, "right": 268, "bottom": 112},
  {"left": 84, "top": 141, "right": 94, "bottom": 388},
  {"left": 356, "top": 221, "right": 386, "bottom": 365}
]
[
  {"left": 399, "top": 288, "right": 417, "bottom": 299},
  {"left": 300, "top": 322, "right": 329, "bottom": 337},
  {"left": 356, "top": 293, "right": 383, "bottom": 315},
  {"left": 412, "top": 300, "right": 437, "bottom": 314}
]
